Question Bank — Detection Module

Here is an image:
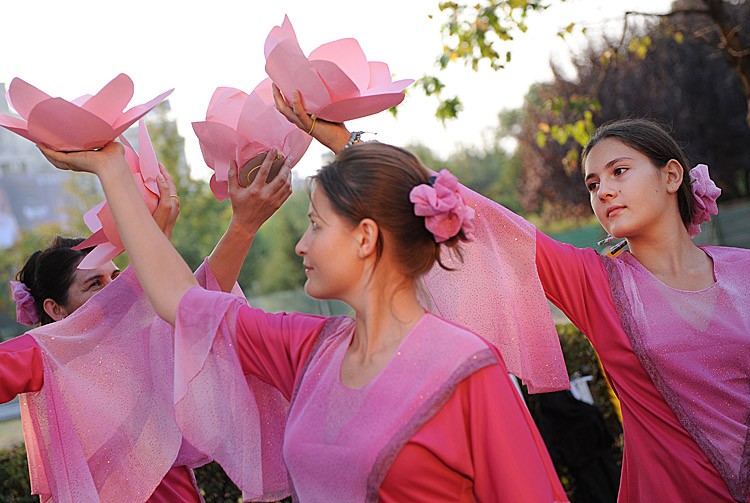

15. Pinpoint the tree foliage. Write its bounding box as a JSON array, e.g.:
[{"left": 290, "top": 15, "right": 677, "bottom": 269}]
[
  {"left": 426, "top": 0, "right": 750, "bottom": 129},
  {"left": 511, "top": 3, "right": 750, "bottom": 219}
]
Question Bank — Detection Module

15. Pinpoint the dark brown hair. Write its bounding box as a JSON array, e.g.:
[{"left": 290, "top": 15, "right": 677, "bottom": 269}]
[
  {"left": 313, "top": 142, "right": 469, "bottom": 278},
  {"left": 581, "top": 118, "right": 696, "bottom": 229},
  {"left": 15, "top": 236, "right": 91, "bottom": 325}
]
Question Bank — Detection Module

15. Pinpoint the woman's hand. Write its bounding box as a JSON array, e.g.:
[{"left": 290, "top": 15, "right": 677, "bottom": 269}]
[
  {"left": 153, "top": 165, "right": 180, "bottom": 240},
  {"left": 272, "top": 85, "right": 351, "bottom": 154},
  {"left": 38, "top": 142, "right": 129, "bottom": 178},
  {"left": 227, "top": 149, "right": 293, "bottom": 237}
]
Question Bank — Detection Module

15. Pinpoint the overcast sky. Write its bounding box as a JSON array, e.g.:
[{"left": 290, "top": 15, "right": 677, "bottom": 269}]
[{"left": 1, "top": 0, "right": 672, "bottom": 179}]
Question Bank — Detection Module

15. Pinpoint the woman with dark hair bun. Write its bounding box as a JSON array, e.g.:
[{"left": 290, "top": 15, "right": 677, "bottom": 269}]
[
  {"left": 1, "top": 153, "right": 293, "bottom": 503},
  {"left": 39, "top": 130, "right": 568, "bottom": 499},
  {"left": 283, "top": 104, "right": 749, "bottom": 503}
]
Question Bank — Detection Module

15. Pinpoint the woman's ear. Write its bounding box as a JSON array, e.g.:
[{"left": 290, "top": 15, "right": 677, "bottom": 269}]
[
  {"left": 355, "top": 218, "right": 379, "bottom": 259},
  {"left": 664, "top": 159, "right": 685, "bottom": 194},
  {"left": 43, "top": 298, "right": 68, "bottom": 322}
]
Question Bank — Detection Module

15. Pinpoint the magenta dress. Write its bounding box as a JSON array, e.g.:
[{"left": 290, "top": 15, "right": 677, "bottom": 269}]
[
  {"left": 174, "top": 287, "right": 568, "bottom": 502},
  {"left": 535, "top": 232, "right": 749, "bottom": 502}
]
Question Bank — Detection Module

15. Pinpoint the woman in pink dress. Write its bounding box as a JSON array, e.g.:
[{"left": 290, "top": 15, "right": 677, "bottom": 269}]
[
  {"left": 1, "top": 155, "right": 292, "bottom": 503},
  {"left": 39, "top": 136, "right": 568, "bottom": 502},
  {"left": 280, "top": 106, "right": 748, "bottom": 502}
]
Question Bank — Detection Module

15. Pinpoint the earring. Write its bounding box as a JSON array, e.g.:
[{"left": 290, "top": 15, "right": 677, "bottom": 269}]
[{"left": 597, "top": 235, "right": 614, "bottom": 246}]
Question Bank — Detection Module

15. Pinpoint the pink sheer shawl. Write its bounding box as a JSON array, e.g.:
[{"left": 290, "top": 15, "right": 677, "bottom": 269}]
[
  {"left": 174, "top": 286, "right": 289, "bottom": 502},
  {"left": 21, "top": 266, "right": 191, "bottom": 502},
  {"left": 420, "top": 182, "right": 569, "bottom": 393},
  {"left": 282, "top": 314, "right": 497, "bottom": 502},
  {"left": 602, "top": 247, "right": 750, "bottom": 502},
  {"left": 20, "top": 261, "right": 288, "bottom": 502}
]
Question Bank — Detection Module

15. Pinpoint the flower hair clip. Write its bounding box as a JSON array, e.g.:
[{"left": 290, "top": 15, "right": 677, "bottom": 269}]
[
  {"left": 10, "top": 280, "right": 39, "bottom": 326},
  {"left": 687, "top": 164, "right": 721, "bottom": 238},
  {"left": 409, "top": 169, "right": 476, "bottom": 243}
]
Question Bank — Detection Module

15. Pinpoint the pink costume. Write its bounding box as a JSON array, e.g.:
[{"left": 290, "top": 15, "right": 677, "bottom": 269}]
[
  {"left": 174, "top": 287, "right": 569, "bottom": 502},
  {"left": 0, "top": 262, "right": 287, "bottom": 503},
  {"left": 422, "top": 187, "right": 749, "bottom": 502},
  {"left": 537, "top": 237, "right": 749, "bottom": 502}
]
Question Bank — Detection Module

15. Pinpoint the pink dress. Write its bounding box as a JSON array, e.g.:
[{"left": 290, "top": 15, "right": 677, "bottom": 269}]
[
  {"left": 174, "top": 287, "right": 569, "bottom": 502},
  {"left": 535, "top": 232, "right": 750, "bottom": 502},
  {"left": 0, "top": 335, "right": 201, "bottom": 503}
]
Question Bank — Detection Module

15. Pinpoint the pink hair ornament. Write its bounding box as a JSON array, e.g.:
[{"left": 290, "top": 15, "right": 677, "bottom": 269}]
[
  {"left": 10, "top": 280, "right": 39, "bottom": 326},
  {"left": 73, "top": 119, "right": 162, "bottom": 269},
  {"left": 410, "top": 169, "right": 476, "bottom": 243},
  {"left": 687, "top": 163, "right": 721, "bottom": 238},
  {"left": 0, "top": 73, "right": 172, "bottom": 152},
  {"left": 192, "top": 78, "right": 312, "bottom": 200},
  {"left": 264, "top": 15, "right": 414, "bottom": 122}
]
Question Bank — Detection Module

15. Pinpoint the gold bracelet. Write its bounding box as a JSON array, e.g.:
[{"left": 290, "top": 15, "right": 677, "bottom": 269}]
[{"left": 307, "top": 114, "right": 317, "bottom": 135}]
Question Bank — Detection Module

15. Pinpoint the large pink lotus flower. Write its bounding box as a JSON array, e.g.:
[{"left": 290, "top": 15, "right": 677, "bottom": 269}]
[
  {"left": 264, "top": 15, "right": 414, "bottom": 122},
  {"left": 0, "top": 73, "right": 172, "bottom": 151},
  {"left": 74, "top": 119, "right": 161, "bottom": 268},
  {"left": 192, "top": 78, "right": 313, "bottom": 200}
]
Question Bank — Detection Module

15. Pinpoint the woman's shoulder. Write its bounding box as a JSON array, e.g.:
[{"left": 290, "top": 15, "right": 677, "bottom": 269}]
[{"left": 702, "top": 245, "right": 750, "bottom": 262}]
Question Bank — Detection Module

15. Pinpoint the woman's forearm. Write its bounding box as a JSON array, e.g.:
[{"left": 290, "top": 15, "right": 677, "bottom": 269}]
[{"left": 97, "top": 162, "right": 197, "bottom": 324}]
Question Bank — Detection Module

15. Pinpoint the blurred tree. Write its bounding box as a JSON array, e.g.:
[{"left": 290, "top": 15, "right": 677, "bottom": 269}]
[
  {"left": 511, "top": 6, "right": 750, "bottom": 220},
  {"left": 425, "top": 0, "right": 750, "bottom": 131}
]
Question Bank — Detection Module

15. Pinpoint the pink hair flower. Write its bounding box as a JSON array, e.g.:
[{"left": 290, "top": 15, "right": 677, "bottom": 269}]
[
  {"left": 0, "top": 73, "right": 172, "bottom": 151},
  {"left": 687, "top": 164, "right": 721, "bottom": 238},
  {"left": 192, "top": 78, "right": 312, "bottom": 200},
  {"left": 410, "top": 170, "right": 476, "bottom": 243},
  {"left": 73, "top": 119, "right": 162, "bottom": 269},
  {"left": 10, "top": 280, "right": 39, "bottom": 326},
  {"left": 264, "top": 15, "right": 414, "bottom": 122}
]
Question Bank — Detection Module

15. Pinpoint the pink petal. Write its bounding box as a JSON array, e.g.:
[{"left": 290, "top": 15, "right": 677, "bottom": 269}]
[
  {"left": 265, "top": 37, "right": 330, "bottom": 112},
  {"left": 206, "top": 87, "right": 248, "bottom": 126},
  {"left": 0, "top": 114, "right": 32, "bottom": 141},
  {"left": 111, "top": 88, "right": 174, "bottom": 132},
  {"left": 192, "top": 121, "right": 239, "bottom": 181},
  {"left": 7, "top": 77, "right": 52, "bottom": 119},
  {"left": 82, "top": 201, "right": 107, "bottom": 233},
  {"left": 282, "top": 129, "right": 313, "bottom": 167},
  {"left": 263, "top": 15, "right": 299, "bottom": 58},
  {"left": 76, "top": 242, "right": 122, "bottom": 270},
  {"left": 317, "top": 92, "right": 407, "bottom": 122},
  {"left": 209, "top": 174, "right": 229, "bottom": 201},
  {"left": 361, "top": 78, "right": 415, "bottom": 96},
  {"left": 74, "top": 228, "right": 109, "bottom": 249},
  {"left": 367, "top": 61, "right": 393, "bottom": 88},
  {"left": 309, "top": 39, "right": 370, "bottom": 91},
  {"left": 27, "top": 98, "right": 115, "bottom": 151},
  {"left": 310, "top": 60, "right": 360, "bottom": 101},
  {"left": 79, "top": 74, "right": 135, "bottom": 126},
  {"left": 137, "top": 119, "right": 161, "bottom": 195}
]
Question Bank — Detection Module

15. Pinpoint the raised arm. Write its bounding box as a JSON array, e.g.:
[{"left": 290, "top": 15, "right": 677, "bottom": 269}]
[
  {"left": 207, "top": 152, "right": 292, "bottom": 292},
  {"left": 39, "top": 142, "right": 197, "bottom": 325}
]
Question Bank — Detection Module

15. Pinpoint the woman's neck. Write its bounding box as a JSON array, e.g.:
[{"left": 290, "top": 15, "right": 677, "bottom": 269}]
[{"left": 626, "top": 221, "right": 714, "bottom": 290}]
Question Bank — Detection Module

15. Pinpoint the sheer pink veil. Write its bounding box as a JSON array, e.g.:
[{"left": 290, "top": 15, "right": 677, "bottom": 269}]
[{"left": 419, "top": 181, "right": 569, "bottom": 393}]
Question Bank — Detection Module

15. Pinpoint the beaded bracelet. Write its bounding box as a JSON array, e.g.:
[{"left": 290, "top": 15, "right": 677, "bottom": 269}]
[{"left": 344, "top": 131, "right": 365, "bottom": 149}]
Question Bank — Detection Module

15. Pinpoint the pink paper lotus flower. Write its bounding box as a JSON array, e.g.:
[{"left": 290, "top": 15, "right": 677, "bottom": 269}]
[
  {"left": 0, "top": 73, "right": 172, "bottom": 151},
  {"left": 192, "top": 78, "right": 313, "bottom": 200},
  {"left": 264, "top": 15, "right": 414, "bottom": 122},
  {"left": 74, "top": 119, "right": 161, "bottom": 268}
]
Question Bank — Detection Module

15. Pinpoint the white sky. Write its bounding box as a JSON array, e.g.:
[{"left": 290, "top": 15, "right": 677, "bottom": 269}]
[{"left": 1, "top": 0, "right": 673, "bottom": 180}]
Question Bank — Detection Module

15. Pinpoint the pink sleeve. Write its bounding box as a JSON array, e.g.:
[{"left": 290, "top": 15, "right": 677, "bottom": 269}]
[
  {"left": 0, "top": 334, "right": 44, "bottom": 402},
  {"left": 235, "top": 306, "right": 329, "bottom": 401},
  {"left": 535, "top": 230, "right": 618, "bottom": 341},
  {"left": 467, "top": 361, "right": 568, "bottom": 502}
]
